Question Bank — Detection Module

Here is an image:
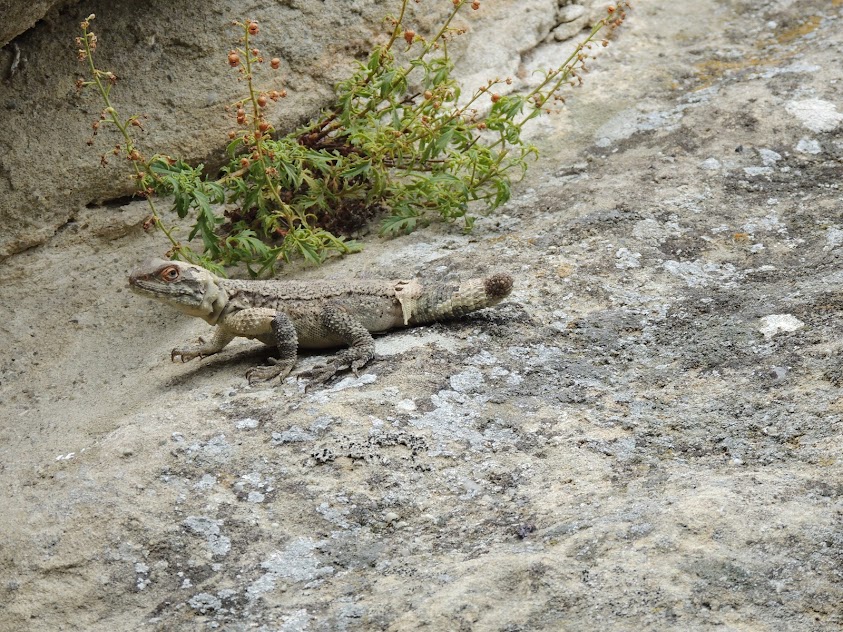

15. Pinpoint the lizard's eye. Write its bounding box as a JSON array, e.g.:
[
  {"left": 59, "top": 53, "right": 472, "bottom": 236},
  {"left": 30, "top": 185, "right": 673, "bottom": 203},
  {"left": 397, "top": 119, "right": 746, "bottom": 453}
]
[{"left": 160, "top": 266, "right": 180, "bottom": 282}]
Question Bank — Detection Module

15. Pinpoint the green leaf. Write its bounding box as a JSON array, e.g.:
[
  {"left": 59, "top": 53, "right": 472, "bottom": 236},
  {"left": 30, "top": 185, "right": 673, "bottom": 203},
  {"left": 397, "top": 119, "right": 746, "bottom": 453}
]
[
  {"left": 379, "top": 212, "right": 418, "bottom": 236},
  {"left": 340, "top": 160, "right": 372, "bottom": 179}
]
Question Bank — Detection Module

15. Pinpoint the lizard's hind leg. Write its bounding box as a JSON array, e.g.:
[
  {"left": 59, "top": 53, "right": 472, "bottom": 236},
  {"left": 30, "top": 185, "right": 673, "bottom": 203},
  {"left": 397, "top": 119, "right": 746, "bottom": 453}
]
[{"left": 297, "top": 305, "right": 375, "bottom": 387}]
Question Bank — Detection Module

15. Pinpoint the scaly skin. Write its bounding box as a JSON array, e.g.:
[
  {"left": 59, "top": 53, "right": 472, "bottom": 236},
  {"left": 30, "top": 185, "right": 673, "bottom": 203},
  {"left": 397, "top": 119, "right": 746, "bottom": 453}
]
[{"left": 128, "top": 258, "right": 513, "bottom": 386}]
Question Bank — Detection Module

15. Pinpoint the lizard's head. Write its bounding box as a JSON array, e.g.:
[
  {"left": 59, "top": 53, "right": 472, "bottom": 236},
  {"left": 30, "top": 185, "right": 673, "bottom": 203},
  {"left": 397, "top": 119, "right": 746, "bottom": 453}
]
[{"left": 128, "top": 258, "right": 227, "bottom": 324}]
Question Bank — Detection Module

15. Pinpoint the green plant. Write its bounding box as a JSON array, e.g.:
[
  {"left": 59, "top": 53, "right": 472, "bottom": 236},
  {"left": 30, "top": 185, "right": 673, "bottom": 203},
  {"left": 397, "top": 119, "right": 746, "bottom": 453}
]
[{"left": 76, "top": 1, "right": 630, "bottom": 275}]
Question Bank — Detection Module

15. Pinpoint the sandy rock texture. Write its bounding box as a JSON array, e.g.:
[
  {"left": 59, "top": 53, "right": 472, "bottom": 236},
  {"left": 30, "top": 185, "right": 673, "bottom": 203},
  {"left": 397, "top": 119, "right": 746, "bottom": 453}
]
[
  {"left": 0, "top": 0, "right": 76, "bottom": 48},
  {"left": 2, "top": 0, "right": 843, "bottom": 630}
]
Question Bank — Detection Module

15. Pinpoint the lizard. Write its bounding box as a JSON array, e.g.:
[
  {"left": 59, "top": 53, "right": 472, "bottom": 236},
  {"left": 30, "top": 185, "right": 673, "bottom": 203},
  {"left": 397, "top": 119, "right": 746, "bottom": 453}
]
[{"left": 128, "top": 258, "right": 513, "bottom": 386}]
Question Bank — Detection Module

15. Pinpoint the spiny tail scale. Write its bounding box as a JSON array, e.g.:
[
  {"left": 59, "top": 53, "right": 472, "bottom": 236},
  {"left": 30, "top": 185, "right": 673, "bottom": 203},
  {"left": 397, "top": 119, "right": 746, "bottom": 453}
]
[{"left": 400, "top": 273, "right": 513, "bottom": 326}]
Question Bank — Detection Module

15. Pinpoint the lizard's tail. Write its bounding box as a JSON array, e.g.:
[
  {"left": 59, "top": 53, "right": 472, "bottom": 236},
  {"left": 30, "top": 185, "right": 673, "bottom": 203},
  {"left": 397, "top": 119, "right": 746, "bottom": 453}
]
[{"left": 399, "top": 273, "right": 513, "bottom": 325}]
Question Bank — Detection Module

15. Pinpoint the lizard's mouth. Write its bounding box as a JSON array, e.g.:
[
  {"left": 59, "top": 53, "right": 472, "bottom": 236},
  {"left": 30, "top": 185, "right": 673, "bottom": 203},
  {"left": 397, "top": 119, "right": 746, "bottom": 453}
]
[{"left": 128, "top": 276, "right": 204, "bottom": 306}]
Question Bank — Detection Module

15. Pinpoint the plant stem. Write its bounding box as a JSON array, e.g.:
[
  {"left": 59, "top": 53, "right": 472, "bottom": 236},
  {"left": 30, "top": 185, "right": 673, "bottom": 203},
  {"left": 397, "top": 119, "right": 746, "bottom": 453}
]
[{"left": 81, "top": 22, "right": 187, "bottom": 259}]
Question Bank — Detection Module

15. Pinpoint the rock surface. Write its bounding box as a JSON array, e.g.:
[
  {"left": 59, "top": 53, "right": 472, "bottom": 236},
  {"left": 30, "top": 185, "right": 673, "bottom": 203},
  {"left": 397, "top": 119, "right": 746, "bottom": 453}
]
[
  {"left": 0, "top": 0, "right": 76, "bottom": 48},
  {"left": 2, "top": 1, "right": 843, "bottom": 630}
]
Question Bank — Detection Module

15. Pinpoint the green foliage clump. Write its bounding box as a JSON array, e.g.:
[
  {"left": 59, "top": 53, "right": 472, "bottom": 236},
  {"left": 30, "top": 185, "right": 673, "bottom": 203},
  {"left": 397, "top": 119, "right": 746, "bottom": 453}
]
[{"left": 76, "top": 1, "right": 630, "bottom": 275}]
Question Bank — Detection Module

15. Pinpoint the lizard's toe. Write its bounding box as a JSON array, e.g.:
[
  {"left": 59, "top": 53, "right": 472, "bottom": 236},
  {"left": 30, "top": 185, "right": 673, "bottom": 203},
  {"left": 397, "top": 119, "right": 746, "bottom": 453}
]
[
  {"left": 297, "top": 363, "right": 340, "bottom": 389},
  {"left": 246, "top": 358, "right": 293, "bottom": 385}
]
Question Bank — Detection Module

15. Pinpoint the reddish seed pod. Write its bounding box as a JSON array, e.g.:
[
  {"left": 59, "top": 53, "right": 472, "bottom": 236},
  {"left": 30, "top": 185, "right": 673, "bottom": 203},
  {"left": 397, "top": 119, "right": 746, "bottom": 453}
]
[
  {"left": 248, "top": 21, "right": 259, "bottom": 35},
  {"left": 404, "top": 30, "right": 415, "bottom": 45},
  {"left": 472, "top": 1, "right": 480, "bottom": 9},
  {"left": 257, "top": 95, "right": 268, "bottom": 107},
  {"left": 424, "top": 90, "right": 433, "bottom": 100},
  {"left": 228, "top": 52, "right": 240, "bottom": 67},
  {"left": 228, "top": 131, "right": 237, "bottom": 139},
  {"left": 259, "top": 121, "right": 270, "bottom": 132},
  {"left": 240, "top": 158, "right": 250, "bottom": 168},
  {"left": 491, "top": 93, "right": 500, "bottom": 103},
  {"left": 251, "top": 48, "right": 259, "bottom": 56},
  {"left": 270, "top": 58, "right": 281, "bottom": 69}
]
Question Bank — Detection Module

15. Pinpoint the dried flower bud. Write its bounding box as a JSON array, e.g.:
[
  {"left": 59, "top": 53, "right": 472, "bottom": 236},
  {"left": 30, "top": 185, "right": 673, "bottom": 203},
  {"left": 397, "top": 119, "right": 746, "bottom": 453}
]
[
  {"left": 472, "top": 1, "right": 480, "bottom": 9},
  {"left": 228, "top": 131, "right": 237, "bottom": 139},
  {"left": 404, "top": 30, "right": 415, "bottom": 45},
  {"left": 270, "top": 57, "right": 281, "bottom": 69},
  {"left": 240, "top": 158, "right": 250, "bottom": 168},
  {"left": 128, "top": 150, "right": 141, "bottom": 161},
  {"left": 423, "top": 90, "right": 433, "bottom": 100}
]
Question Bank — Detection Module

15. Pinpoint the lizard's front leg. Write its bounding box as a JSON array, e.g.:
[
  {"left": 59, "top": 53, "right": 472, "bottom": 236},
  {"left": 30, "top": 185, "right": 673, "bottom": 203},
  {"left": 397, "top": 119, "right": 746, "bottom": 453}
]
[
  {"left": 297, "top": 305, "right": 375, "bottom": 387},
  {"left": 245, "top": 311, "right": 299, "bottom": 384},
  {"left": 172, "top": 327, "right": 235, "bottom": 362}
]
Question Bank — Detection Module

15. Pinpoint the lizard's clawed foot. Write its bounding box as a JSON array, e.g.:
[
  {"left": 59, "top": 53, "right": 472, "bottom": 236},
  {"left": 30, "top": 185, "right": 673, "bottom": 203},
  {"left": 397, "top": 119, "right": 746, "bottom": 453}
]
[
  {"left": 296, "top": 355, "right": 371, "bottom": 390},
  {"left": 171, "top": 337, "right": 218, "bottom": 363},
  {"left": 171, "top": 347, "right": 201, "bottom": 363},
  {"left": 296, "top": 362, "right": 343, "bottom": 389},
  {"left": 246, "top": 358, "right": 294, "bottom": 385}
]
